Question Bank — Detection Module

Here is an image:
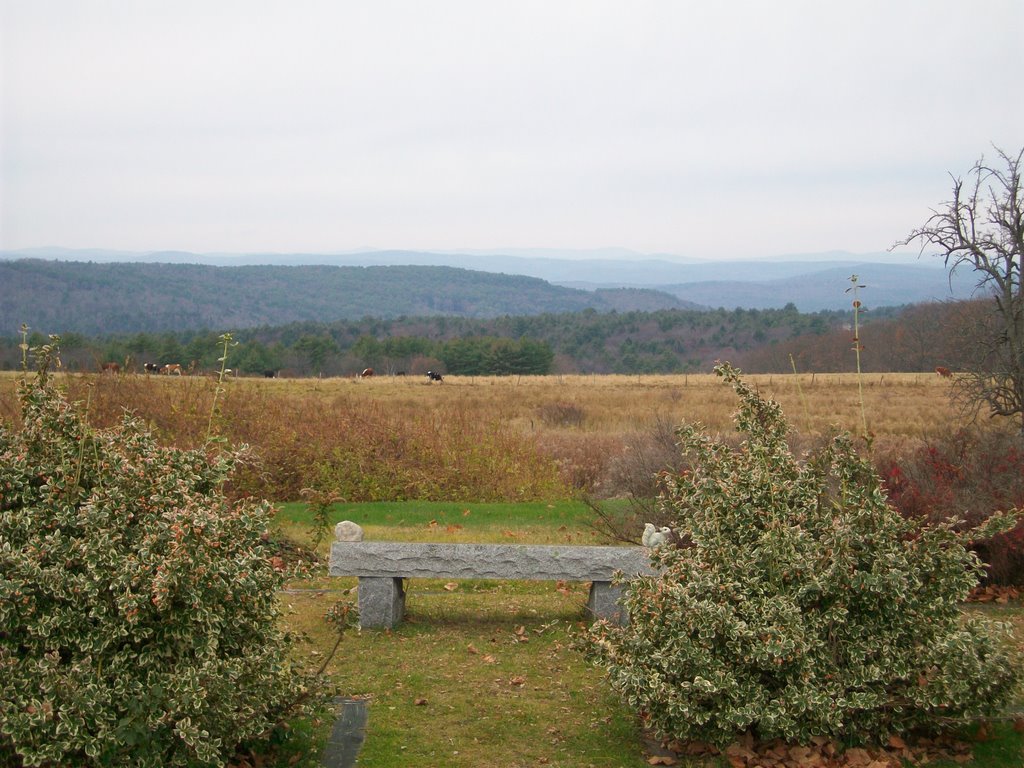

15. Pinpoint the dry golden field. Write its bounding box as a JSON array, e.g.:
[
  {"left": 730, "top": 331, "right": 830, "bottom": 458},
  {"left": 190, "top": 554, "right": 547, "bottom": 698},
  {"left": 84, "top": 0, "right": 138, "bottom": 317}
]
[
  {"left": 1, "top": 369, "right": 961, "bottom": 432},
  {"left": 0, "top": 369, "right": 965, "bottom": 439},
  {"left": 0, "top": 369, "right": 966, "bottom": 502},
  {"left": 0, "top": 370, "right": 965, "bottom": 441},
  {"left": 189, "top": 370, "right": 959, "bottom": 439}
]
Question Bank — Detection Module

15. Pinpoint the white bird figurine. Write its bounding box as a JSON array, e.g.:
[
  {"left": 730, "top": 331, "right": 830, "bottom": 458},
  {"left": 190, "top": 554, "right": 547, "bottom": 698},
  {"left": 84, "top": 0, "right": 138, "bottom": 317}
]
[{"left": 642, "top": 523, "right": 672, "bottom": 548}]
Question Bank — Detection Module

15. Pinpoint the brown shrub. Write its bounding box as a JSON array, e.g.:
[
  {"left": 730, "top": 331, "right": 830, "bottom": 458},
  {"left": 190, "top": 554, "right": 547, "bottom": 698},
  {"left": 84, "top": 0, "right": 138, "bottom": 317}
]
[
  {"left": 10, "top": 373, "right": 571, "bottom": 503},
  {"left": 303, "top": 401, "right": 568, "bottom": 502},
  {"left": 877, "top": 426, "right": 1024, "bottom": 584},
  {"left": 535, "top": 400, "right": 586, "bottom": 428},
  {"left": 535, "top": 431, "right": 624, "bottom": 495}
]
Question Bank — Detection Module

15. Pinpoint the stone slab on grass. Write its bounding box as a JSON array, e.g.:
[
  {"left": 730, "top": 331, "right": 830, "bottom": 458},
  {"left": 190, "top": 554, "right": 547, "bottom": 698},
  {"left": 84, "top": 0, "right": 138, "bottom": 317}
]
[{"left": 329, "top": 541, "right": 656, "bottom": 628}]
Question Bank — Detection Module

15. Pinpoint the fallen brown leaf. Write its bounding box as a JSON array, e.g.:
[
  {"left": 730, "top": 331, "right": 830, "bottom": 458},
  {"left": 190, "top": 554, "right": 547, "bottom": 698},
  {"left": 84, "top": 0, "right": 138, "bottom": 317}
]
[
  {"left": 724, "top": 744, "right": 756, "bottom": 766},
  {"left": 842, "top": 747, "right": 872, "bottom": 767},
  {"left": 677, "top": 741, "right": 717, "bottom": 756},
  {"left": 787, "top": 744, "right": 813, "bottom": 763},
  {"left": 886, "top": 735, "right": 906, "bottom": 750},
  {"left": 414, "top": 698, "right": 428, "bottom": 706}
]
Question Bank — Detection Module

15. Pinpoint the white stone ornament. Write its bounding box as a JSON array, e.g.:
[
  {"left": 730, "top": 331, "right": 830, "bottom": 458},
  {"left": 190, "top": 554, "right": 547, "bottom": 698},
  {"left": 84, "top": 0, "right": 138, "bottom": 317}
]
[
  {"left": 642, "top": 523, "right": 671, "bottom": 548},
  {"left": 334, "top": 520, "right": 364, "bottom": 542}
]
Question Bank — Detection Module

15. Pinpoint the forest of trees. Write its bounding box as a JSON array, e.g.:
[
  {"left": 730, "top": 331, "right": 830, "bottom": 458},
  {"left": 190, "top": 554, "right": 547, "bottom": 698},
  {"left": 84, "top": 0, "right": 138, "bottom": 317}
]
[
  {"left": 3, "top": 257, "right": 977, "bottom": 378},
  {"left": 739, "top": 300, "right": 986, "bottom": 374},
  {"left": 1, "top": 299, "right": 959, "bottom": 378}
]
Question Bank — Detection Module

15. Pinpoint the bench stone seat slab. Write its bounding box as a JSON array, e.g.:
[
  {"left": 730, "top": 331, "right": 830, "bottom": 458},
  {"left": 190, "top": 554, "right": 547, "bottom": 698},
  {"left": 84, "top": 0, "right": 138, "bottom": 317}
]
[
  {"left": 329, "top": 542, "right": 653, "bottom": 580},
  {"left": 329, "top": 541, "right": 655, "bottom": 628}
]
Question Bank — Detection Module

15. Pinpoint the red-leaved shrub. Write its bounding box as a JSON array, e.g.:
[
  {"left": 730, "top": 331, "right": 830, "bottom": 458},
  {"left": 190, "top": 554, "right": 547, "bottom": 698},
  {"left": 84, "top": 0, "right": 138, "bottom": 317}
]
[{"left": 879, "top": 428, "right": 1024, "bottom": 584}]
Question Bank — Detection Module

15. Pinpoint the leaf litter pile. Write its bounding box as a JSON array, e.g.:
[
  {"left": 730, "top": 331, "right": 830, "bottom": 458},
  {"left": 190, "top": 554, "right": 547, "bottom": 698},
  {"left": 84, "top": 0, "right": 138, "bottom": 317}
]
[{"left": 644, "top": 724, "right": 1023, "bottom": 767}]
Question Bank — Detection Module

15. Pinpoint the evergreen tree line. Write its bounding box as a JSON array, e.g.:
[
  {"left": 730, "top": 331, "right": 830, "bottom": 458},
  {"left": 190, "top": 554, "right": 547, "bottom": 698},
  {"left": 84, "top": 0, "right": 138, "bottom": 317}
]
[{"left": 2, "top": 302, "right": 935, "bottom": 377}]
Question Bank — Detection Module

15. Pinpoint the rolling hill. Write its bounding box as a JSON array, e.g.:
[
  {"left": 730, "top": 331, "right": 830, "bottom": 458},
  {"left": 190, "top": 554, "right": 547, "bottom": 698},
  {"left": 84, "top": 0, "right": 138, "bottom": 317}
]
[
  {"left": 0, "top": 247, "right": 979, "bottom": 312},
  {"left": 0, "top": 259, "right": 692, "bottom": 336}
]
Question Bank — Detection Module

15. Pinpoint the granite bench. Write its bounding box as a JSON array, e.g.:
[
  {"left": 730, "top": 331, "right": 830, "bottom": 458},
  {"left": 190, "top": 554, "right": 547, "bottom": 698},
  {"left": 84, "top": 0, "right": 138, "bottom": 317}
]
[{"left": 328, "top": 540, "right": 655, "bottom": 629}]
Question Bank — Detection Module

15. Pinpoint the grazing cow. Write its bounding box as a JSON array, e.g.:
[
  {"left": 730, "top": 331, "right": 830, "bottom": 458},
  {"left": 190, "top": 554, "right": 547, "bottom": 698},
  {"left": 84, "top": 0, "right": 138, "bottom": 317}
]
[
  {"left": 360, "top": 368, "right": 374, "bottom": 378},
  {"left": 143, "top": 362, "right": 160, "bottom": 373},
  {"left": 100, "top": 362, "right": 120, "bottom": 374},
  {"left": 263, "top": 369, "right": 277, "bottom": 378},
  {"left": 161, "top": 363, "right": 183, "bottom": 375},
  {"left": 935, "top": 366, "right": 953, "bottom": 378},
  {"left": 426, "top": 370, "right": 444, "bottom": 382}
]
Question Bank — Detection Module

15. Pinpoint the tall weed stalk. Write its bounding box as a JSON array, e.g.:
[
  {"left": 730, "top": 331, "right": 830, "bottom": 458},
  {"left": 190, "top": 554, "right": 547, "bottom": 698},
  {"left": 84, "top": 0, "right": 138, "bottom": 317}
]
[
  {"left": 207, "top": 332, "right": 237, "bottom": 442},
  {"left": 789, "top": 353, "right": 813, "bottom": 433},
  {"left": 847, "top": 275, "right": 870, "bottom": 443}
]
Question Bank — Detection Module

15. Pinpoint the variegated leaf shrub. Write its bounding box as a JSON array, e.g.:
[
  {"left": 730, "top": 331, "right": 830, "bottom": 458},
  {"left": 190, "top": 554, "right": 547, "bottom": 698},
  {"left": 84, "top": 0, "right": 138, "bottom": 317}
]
[
  {"left": 582, "top": 363, "right": 1020, "bottom": 747},
  {"left": 1, "top": 355, "right": 311, "bottom": 766}
]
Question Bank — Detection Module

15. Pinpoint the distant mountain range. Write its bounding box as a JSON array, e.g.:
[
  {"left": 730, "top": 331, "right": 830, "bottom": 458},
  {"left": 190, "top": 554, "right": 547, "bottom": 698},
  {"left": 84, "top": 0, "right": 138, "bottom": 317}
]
[
  {"left": 0, "top": 259, "right": 695, "bottom": 336},
  {"left": 0, "top": 248, "right": 982, "bottom": 334},
  {"left": 650, "top": 263, "right": 977, "bottom": 311}
]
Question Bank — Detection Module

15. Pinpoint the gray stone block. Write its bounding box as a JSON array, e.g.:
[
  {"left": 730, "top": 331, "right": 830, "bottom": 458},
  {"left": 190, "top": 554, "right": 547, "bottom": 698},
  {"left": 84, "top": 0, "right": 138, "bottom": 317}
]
[
  {"left": 357, "top": 577, "right": 405, "bottom": 629},
  {"left": 330, "top": 542, "right": 653, "bottom": 581},
  {"left": 321, "top": 697, "right": 368, "bottom": 767},
  {"left": 586, "top": 581, "right": 628, "bottom": 624}
]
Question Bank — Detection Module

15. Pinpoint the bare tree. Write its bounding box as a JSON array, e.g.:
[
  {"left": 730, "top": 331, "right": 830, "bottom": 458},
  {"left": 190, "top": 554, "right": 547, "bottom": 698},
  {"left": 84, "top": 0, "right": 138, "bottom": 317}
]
[{"left": 896, "top": 147, "right": 1024, "bottom": 434}]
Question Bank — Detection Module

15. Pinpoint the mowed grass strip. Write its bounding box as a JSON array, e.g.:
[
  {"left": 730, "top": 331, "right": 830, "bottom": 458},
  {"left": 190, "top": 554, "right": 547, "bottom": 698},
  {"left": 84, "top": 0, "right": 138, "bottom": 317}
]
[
  {"left": 278, "top": 502, "right": 1024, "bottom": 768},
  {"left": 273, "top": 499, "right": 625, "bottom": 550},
  {"left": 286, "top": 588, "right": 650, "bottom": 768},
  {"left": 279, "top": 500, "right": 650, "bottom": 767}
]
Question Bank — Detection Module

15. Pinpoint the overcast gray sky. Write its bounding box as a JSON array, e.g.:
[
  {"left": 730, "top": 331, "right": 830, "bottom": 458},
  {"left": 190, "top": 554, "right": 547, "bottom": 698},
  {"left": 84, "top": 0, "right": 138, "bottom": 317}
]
[{"left": 1, "top": 1, "right": 1021, "bottom": 260}]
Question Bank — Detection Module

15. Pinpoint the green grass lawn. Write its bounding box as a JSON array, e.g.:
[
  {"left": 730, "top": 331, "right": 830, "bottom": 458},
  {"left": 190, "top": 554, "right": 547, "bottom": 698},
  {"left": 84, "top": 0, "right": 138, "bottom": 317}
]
[
  {"left": 285, "top": 585, "right": 650, "bottom": 767},
  {"left": 272, "top": 501, "right": 1024, "bottom": 768},
  {"left": 273, "top": 499, "right": 620, "bottom": 548},
  {"left": 274, "top": 499, "right": 650, "bottom": 767}
]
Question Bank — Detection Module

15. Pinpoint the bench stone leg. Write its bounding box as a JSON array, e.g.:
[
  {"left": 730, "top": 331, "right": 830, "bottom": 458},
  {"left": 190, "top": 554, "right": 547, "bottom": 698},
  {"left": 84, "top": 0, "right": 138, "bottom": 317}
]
[
  {"left": 358, "top": 577, "right": 405, "bottom": 629},
  {"left": 587, "top": 581, "right": 628, "bottom": 625}
]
